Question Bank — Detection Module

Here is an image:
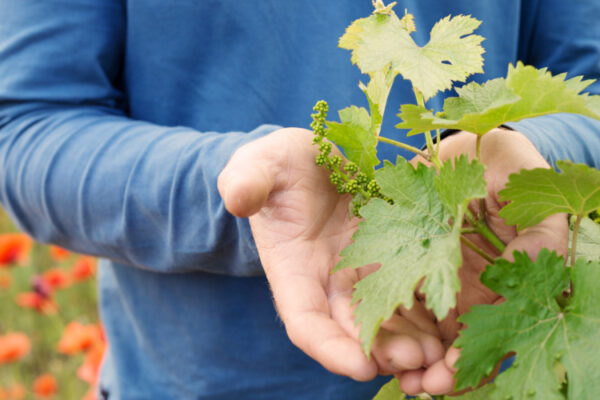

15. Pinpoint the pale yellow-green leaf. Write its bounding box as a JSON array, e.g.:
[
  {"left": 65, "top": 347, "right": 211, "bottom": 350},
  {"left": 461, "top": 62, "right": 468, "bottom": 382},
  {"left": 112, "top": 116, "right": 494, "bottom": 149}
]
[
  {"left": 397, "top": 63, "right": 600, "bottom": 135},
  {"left": 571, "top": 216, "right": 600, "bottom": 262},
  {"left": 326, "top": 106, "right": 379, "bottom": 177},
  {"left": 372, "top": 378, "right": 405, "bottom": 400},
  {"left": 339, "top": 11, "right": 483, "bottom": 100}
]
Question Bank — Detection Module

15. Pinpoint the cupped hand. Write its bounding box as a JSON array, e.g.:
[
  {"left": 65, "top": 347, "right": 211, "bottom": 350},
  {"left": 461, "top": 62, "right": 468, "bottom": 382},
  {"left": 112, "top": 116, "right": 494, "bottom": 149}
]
[
  {"left": 396, "top": 128, "right": 569, "bottom": 395},
  {"left": 218, "top": 128, "right": 444, "bottom": 381}
]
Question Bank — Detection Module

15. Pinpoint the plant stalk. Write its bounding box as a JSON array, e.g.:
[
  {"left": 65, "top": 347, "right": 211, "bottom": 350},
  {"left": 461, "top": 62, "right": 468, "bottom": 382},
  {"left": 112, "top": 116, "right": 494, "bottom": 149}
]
[
  {"left": 474, "top": 135, "right": 487, "bottom": 220},
  {"left": 475, "top": 134, "right": 483, "bottom": 161},
  {"left": 465, "top": 209, "right": 506, "bottom": 253},
  {"left": 424, "top": 131, "right": 440, "bottom": 169},
  {"left": 412, "top": 88, "right": 442, "bottom": 169},
  {"left": 377, "top": 136, "right": 429, "bottom": 159},
  {"left": 461, "top": 235, "right": 495, "bottom": 263}
]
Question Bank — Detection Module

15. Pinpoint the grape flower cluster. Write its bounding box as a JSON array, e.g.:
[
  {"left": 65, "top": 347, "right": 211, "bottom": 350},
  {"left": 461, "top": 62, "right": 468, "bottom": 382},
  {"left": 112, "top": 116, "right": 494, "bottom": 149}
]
[
  {"left": 591, "top": 209, "right": 600, "bottom": 224},
  {"left": 310, "top": 100, "right": 390, "bottom": 216}
]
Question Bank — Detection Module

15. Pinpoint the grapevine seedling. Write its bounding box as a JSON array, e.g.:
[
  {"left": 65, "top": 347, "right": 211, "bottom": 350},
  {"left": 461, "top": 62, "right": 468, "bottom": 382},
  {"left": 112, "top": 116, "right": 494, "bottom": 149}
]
[{"left": 309, "top": 2, "right": 600, "bottom": 399}]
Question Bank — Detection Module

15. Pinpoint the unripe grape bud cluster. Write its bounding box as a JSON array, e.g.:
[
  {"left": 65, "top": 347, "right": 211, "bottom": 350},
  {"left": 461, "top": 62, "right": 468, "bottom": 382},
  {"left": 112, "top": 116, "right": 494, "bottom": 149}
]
[
  {"left": 591, "top": 209, "right": 600, "bottom": 224},
  {"left": 310, "top": 100, "right": 390, "bottom": 216}
]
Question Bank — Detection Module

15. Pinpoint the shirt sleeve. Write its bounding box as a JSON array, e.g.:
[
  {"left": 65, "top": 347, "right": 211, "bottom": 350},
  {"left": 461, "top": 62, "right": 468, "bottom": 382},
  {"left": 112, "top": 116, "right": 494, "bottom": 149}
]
[
  {"left": 506, "top": 0, "right": 600, "bottom": 169},
  {"left": 0, "top": 0, "right": 275, "bottom": 276}
]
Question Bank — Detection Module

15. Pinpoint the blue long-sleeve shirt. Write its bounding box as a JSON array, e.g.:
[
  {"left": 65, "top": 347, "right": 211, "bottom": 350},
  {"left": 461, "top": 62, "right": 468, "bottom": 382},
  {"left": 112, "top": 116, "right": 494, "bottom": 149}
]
[{"left": 1, "top": 1, "right": 599, "bottom": 399}]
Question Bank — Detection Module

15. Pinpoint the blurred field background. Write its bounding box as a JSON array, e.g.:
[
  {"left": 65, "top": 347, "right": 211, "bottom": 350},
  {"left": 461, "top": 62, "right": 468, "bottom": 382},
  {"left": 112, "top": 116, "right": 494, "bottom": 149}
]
[{"left": 0, "top": 209, "right": 103, "bottom": 400}]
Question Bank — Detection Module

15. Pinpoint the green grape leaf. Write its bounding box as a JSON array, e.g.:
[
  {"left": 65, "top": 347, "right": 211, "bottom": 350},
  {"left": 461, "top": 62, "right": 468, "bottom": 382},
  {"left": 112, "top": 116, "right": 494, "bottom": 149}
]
[
  {"left": 372, "top": 379, "right": 495, "bottom": 400},
  {"left": 436, "top": 155, "right": 487, "bottom": 215},
  {"left": 335, "top": 157, "right": 485, "bottom": 354},
  {"left": 442, "top": 78, "right": 519, "bottom": 120},
  {"left": 339, "top": 9, "right": 484, "bottom": 100},
  {"left": 372, "top": 378, "right": 405, "bottom": 400},
  {"left": 560, "top": 259, "right": 600, "bottom": 400},
  {"left": 452, "top": 384, "right": 496, "bottom": 400},
  {"left": 571, "top": 216, "right": 600, "bottom": 262},
  {"left": 454, "top": 250, "right": 600, "bottom": 399},
  {"left": 499, "top": 160, "right": 600, "bottom": 230},
  {"left": 397, "top": 63, "right": 600, "bottom": 135},
  {"left": 397, "top": 78, "right": 520, "bottom": 135},
  {"left": 326, "top": 106, "right": 380, "bottom": 177},
  {"left": 504, "top": 63, "right": 600, "bottom": 121}
]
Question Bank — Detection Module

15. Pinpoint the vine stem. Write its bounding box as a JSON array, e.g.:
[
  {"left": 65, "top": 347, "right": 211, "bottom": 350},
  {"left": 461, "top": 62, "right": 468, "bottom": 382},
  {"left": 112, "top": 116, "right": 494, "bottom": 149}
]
[
  {"left": 474, "top": 134, "right": 488, "bottom": 220},
  {"left": 465, "top": 209, "right": 506, "bottom": 253},
  {"left": 413, "top": 88, "right": 442, "bottom": 170},
  {"left": 377, "top": 136, "right": 429, "bottom": 159},
  {"left": 475, "top": 134, "right": 483, "bottom": 161},
  {"left": 570, "top": 214, "right": 583, "bottom": 267},
  {"left": 461, "top": 235, "right": 495, "bottom": 263}
]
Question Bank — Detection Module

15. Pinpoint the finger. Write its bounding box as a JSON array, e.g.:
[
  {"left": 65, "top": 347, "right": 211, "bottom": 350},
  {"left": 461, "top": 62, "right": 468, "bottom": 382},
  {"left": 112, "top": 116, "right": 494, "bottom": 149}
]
[
  {"left": 398, "top": 298, "right": 440, "bottom": 338},
  {"left": 399, "top": 302, "right": 446, "bottom": 366},
  {"left": 267, "top": 257, "right": 378, "bottom": 381},
  {"left": 286, "top": 310, "right": 378, "bottom": 381},
  {"left": 444, "top": 346, "right": 461, "bottom": 373},
  {"left": 503, "top": 213, "right": 569, "bottom": 261},
  {"left": 330, "top": 268, "right": 442, "bottom": 375},
  {"left": 441, "top": 347, "right": 507, "bottom": 393},
  {"left": 396, "top": 369, "right": 425, "bottom": 396},
  {"left": 328, "top": 269, "right": 427, "bottom": 374},
  {"left": 378, "top": 314, "right": 444, "bottom": 368},
  {"left": 421, "top": 358, "right": 456, "bottom": 395},
  {"left": 372, "top": 330, "right": 424, "bottom": 373},
  {"left": 327, "top": 267, "right": 362, "bottom": 340}
]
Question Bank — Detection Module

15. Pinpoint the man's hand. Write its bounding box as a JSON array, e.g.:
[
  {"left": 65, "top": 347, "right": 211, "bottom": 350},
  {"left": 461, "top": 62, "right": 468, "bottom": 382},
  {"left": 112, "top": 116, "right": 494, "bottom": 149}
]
[
  {"left": 395, "top": 128, "right": 569, "bottom": 395},
  {"left": 218, "top": 128, "right": 444, "bottom": 381}
]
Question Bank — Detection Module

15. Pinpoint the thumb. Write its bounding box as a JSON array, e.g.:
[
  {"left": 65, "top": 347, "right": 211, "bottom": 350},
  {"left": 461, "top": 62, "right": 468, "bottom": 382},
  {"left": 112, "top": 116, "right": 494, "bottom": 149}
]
[
  {"left": 217, "top": 128, "right": 314, "bottom": 218},
  {"left": 217, "top": 136, "right": 278, "bottom": 218}
]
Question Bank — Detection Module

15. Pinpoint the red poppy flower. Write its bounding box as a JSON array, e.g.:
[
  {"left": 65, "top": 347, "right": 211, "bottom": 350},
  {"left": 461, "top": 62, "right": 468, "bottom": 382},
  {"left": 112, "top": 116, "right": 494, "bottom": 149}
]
[
  {"left": 15, "top": 292, "right": 58, "bottom": 315},
  {"left": 0, "top": 332, "right": 31, "bottom": 364},
  {"left": 33, "top": 374, "right": 57, "bottom": 398},
  {"left": 42, "top": 268, "right": 71, "bottom": 290},
  {"left": 70, "top": 257, "right": 96, "bottom": 282},
  {"left": 58, "top": 322, "right": 103, "bottom": 355},
  {"left": 0, "top": 233, "right": 32, "bottom": 267},
  {"left": 77, "top": 341, "right": 106, "bottom": 385},
  {"left": 49, "top": 245, "right": 70, "bottom": 262}
]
